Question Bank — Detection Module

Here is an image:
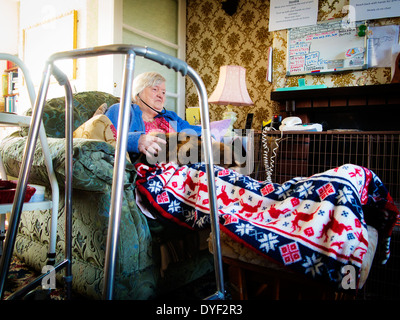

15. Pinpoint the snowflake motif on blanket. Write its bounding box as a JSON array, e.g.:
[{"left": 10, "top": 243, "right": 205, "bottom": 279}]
[
  {"left": 275, "top": 183, "right": 293, "bottom": 199},
  {"left": 302, "top": 253, "right": 324, "bottom": 278},
  {"left": 148, "top": 180, "right": 163, "bottom": 193},
  {"left": 336, "top": 186, "right": 356, "bottom": 205},
  {"left": 168, "top": 200, "right": 180, "bottom": 213},
  {"left": 296, "top": 181, "right": 315, "bottom": 198},
  {"left": 235, "top": 223, "right": 254, "bottom": 236},
  {"left": 258, "top": 233, "right": 279, "bottom": 253},
  {"left": 245, "top": 180, "right": 260, "bottom": 191}
]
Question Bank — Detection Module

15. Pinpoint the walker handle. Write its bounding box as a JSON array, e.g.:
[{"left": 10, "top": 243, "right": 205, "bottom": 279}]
[{"left": 143, "top": 47, "right": 188, "bottom": 76}]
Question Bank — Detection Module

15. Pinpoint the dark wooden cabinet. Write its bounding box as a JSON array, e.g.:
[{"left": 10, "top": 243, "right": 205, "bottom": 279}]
[{"left": 270, "top": 84, "right": 400, "bottom": 131}]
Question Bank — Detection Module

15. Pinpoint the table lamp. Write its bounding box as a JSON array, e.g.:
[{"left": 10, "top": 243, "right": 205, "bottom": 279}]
[{"left": 209, "top": 65, "right": 253, "bottom": 134}]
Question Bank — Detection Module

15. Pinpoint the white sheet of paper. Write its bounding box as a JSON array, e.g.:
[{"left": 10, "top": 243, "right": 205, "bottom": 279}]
[
  {"left": 391, "top": 44, "right": 400, "bottom": 80},
  {"left": 350, "top": 0, "right": 400, "bottom": 21},
  {"left": 368, "top": 25, "right": 400, "bottom": 68},
  {"left": 269, "top": 0, "right": 318, "bottom": 32}
]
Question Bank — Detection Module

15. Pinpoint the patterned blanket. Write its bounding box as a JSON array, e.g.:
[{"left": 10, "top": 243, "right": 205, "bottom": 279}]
[{"left": 135, "top": 162, "right": 399, "bottom": 289}]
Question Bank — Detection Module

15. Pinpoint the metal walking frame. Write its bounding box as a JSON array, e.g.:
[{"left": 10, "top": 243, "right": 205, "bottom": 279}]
[
  {"left": 0, "top": 54, "right": 63, "bottom": 299},
  {"left": 0, "top": 45, "right": 225, "bottom": 300}
]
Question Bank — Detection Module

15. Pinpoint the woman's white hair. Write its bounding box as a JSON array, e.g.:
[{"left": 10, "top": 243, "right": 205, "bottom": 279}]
[{"left": 132, "top": 72, "right": 166, "bottom": 102}]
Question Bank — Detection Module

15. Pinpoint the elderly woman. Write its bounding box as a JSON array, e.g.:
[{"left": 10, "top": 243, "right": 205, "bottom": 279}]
[{"left": 105, "top": 71, "right": 201, "bottom": 161}]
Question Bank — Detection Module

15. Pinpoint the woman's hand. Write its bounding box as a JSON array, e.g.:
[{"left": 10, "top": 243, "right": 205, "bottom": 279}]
[{"left": 138, "top": 133, "right": 167, "bottom": 158}]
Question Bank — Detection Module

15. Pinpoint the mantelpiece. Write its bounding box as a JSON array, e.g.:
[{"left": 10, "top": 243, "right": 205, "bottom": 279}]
[{"left": 270, "top": 84, "right": 400, "bottom": 131}]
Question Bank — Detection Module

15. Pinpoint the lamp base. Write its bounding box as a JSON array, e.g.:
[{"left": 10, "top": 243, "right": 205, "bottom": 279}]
[{"left": 222, "top": 106, "right": 236, "bottom": 136}]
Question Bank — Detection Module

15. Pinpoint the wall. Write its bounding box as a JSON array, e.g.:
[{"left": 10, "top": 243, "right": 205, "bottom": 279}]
[
  {"left": 0, "top": 0, "right": 19, "bottom": 110},
  {"left": 121, "top": 0, "right": 185, "bottom": 116},
  {"left": 97, "top": 0, "right": 123, "bottom": 96},
  {"left": 0, "top": 0, "right": 19, "bottom": 54},
  {"left": 273, "top": 0, "right": 400, "bottom": 90},
  {"left": 186, "top": 0, "right": 400, "bottom": 131},
  {"left": 17, "top": 0, "right": 100, "bottom": 112}
]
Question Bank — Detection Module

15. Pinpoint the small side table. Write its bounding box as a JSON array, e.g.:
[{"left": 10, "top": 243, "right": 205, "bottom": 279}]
[{"left": 0, "top": 112, "right": 59, "bottom": 258}]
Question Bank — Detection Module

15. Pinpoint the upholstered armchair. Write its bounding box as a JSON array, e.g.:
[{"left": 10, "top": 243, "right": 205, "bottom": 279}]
[{"left": 0, "top": 91, "right": 213, "bottom": 299}]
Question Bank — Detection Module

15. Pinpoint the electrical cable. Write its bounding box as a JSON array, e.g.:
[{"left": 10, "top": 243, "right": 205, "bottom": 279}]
[{"left": 261, "top": 124, "right": 283, "bottom": 183}]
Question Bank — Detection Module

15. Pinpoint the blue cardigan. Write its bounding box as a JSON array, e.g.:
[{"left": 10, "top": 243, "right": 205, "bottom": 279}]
[{"left": 105, "top": 103, "right": 202, "bottom": 158}]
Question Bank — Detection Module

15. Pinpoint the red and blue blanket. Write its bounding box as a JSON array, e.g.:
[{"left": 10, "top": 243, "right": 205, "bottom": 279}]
[{"left": 135, "top": 162, "right": 399, "bottom": 289}]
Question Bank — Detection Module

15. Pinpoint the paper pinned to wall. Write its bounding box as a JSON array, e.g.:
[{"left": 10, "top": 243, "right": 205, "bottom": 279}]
[
  {"left": 269, "top": 0, "right": 318, "bottom": 32},
  {"left": 368, "top": 25, "right": 400, "bottom": 68},
  {"left": 391, "top": 44, "right": 400, "bottom": 81},
  {"left": 350, "top": 0, "right": 400, "bottom": 21}
]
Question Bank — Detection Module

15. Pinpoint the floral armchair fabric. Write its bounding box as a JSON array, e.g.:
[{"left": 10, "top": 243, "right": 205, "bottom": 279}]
[{"left": 0, "top": 91, "right": 213, "bottom": 299}]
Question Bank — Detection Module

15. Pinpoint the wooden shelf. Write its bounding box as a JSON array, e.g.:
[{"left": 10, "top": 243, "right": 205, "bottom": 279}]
[
  {"left": 4, "top": 66, "right": 18, "bottom": 73},
  {"left": 0, "top": 200, "right": 52, "bottom": 214}
]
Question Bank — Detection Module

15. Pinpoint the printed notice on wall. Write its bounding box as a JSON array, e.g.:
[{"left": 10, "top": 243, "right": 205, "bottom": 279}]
[
  {"left": 269, "top": 0, "right": 318, "bottom": 32},
  {"left": 350, "top": 0, "right": 400, "bottom": 21}
]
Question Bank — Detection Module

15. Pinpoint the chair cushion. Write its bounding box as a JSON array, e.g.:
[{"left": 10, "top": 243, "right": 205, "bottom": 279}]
[
  {"left": 73, "top": 114, "right": 118, "bottom": 147},
  {"left": 23, "top": 91, "right": 119, "bottom": 138}
]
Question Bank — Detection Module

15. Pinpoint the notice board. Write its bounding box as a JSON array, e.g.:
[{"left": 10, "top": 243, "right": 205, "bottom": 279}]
[{"left": 287, "top": 19, "right": 368, "bottom": 76}]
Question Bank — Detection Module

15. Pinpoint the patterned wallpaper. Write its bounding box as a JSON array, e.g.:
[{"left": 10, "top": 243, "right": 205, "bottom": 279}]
[
  {"left": 186, "top": 0, "right": 273, "bottom": 130},
  {"left": 185, "top": 0, "right": 400, "bottom": 131}
]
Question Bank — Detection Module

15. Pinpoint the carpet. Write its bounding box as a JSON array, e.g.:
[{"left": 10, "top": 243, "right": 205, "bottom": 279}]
[
  {"left": 3, "top": 256, "right": 68, "bottom": 300},
  {"left": 155, "top": 270, "right": 231, "bottom": 300},
  {"left": 4, "top": 256, "right": 228, "bottom": 300}
]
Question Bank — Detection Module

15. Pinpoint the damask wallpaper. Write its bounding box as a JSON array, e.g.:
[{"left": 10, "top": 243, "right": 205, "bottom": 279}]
[{"left": 185, "top": 0, "right": 400, "bottom": 131}]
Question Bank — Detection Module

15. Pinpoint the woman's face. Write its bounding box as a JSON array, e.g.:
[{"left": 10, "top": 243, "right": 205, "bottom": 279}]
[{"left": 139, "top": 81, "right": 166, "bottom": 113}]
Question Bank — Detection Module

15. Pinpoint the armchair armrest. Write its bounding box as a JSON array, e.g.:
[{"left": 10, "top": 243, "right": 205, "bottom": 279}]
[{"left": 0, "top": 133, "right": 134, "bottom": 192}]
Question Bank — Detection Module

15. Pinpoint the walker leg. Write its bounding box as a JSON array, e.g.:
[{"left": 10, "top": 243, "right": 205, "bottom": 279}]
[
  {"left": 62, "top": 77, "right": 74, "bottom": 300},
  {"left": 0, "top": 64, "right": 52, "bottom": 299},
  {"left": 103, "top": 51, "right": 136, "bottom": 300}
]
